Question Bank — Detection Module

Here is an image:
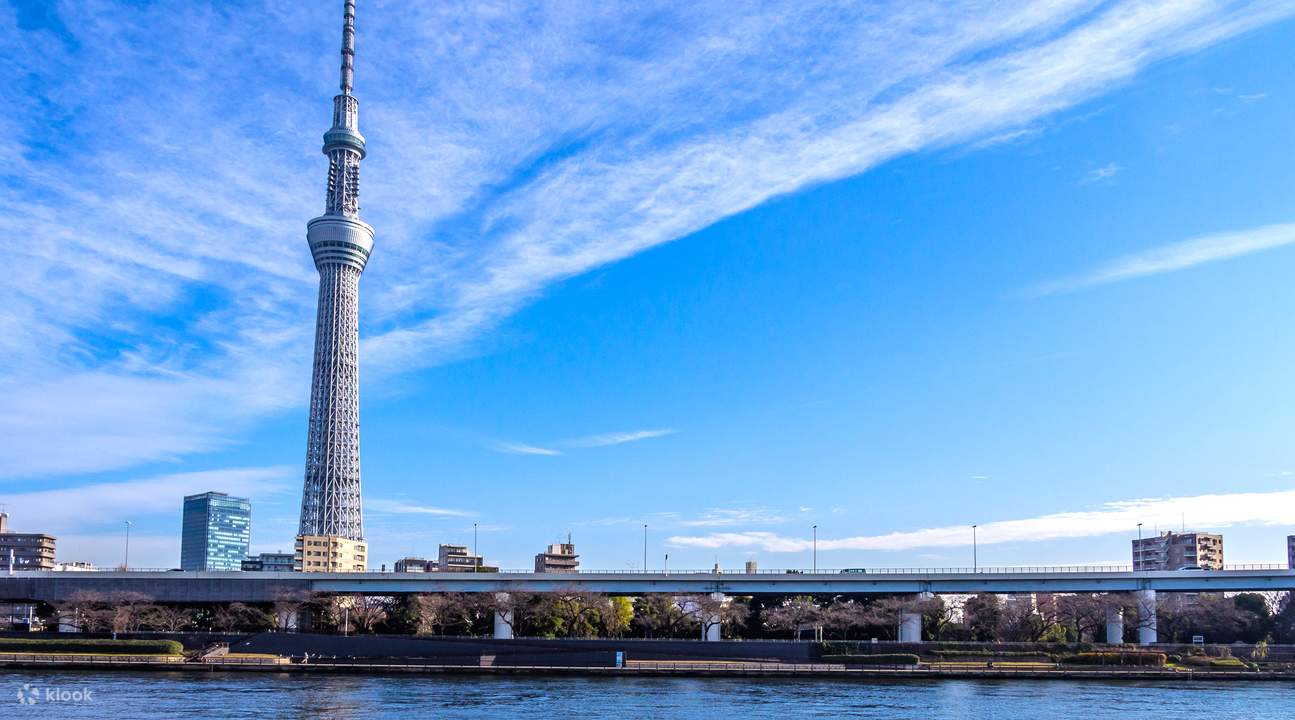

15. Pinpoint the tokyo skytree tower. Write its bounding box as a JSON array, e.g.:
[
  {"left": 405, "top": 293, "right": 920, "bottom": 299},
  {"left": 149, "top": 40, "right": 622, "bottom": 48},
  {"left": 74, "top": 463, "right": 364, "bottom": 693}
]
[{"left": 298, "top": 0, "right": 372, "bottom": 541}]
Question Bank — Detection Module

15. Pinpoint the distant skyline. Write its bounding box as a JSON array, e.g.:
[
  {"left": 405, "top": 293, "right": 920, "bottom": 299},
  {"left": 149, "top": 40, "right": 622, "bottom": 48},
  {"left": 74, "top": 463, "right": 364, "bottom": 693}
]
[{"left": 2, "top": 1, "right": 1295, "bottom": 570}]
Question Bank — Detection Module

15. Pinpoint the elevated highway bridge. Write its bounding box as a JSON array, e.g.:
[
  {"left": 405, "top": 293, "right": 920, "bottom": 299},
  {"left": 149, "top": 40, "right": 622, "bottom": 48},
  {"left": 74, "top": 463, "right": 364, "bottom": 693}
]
[{"left": 6, "top": 566, "right": 1290, "bottom": 645}]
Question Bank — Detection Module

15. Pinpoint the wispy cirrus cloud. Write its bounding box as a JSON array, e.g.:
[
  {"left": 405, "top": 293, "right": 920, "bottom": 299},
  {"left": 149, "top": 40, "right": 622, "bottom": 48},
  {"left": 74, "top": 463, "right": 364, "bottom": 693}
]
[
  {"left": 366, "top": 498, "right": 475, "bottom": 517},
  {"left": 678, "top": 507, "right": 785, "bottom": 528},
  {"left": 1080, "top": 162, "right": 1121, "bottom": 184},
  {"left": 492, "top": 428, "right": 675, "bottom": 456},
  {"left": 4, "top": 1, "right": 1293, "bottom": 479},
  {"left": 492, "top": 442, "right": 563, "bottom": 457},
  {"left": 563, "top": 429, "right": 677, "bottom": 448},
  {"left": 667, "top": 487, "right": 1295, "bottom": 552},
  {"left": 1030, "top": 221, "right": 1295, "bottom": 296}
]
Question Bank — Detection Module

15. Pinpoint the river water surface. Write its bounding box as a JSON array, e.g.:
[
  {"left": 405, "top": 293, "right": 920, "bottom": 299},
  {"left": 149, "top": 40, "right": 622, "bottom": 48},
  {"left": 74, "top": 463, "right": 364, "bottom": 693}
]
[{"left": 4, "top": 670, "right": 1293, "bottom": 718}]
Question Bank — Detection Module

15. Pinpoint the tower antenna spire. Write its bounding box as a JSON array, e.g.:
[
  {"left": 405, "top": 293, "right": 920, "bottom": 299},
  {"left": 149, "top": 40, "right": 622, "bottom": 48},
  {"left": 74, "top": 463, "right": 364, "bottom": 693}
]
[{"left": 340, "top": 0, "right": 356, "bottom": 95}]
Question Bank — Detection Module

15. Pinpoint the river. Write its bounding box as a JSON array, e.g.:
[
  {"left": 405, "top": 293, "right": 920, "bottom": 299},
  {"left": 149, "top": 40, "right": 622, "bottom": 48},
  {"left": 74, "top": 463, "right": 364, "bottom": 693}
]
[{"left": 4, "top": 670, "right": 1292, "bottom": 718}]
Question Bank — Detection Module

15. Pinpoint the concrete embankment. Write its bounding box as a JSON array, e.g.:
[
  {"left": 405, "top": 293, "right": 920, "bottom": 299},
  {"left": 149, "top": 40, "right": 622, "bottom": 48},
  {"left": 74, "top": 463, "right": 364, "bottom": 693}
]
[{"left": 2, "top": 655, "right": 1293, "bottom": 681}]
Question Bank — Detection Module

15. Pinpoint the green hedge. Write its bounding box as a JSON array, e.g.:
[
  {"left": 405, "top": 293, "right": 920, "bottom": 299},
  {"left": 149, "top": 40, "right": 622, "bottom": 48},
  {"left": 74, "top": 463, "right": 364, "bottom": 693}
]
[
  {"left": 822, "top": 654, "right": 920, "bottom": 666},
  {"left": 1060, "top": 652, "right": 1165, "bottom": 667},
  {"left": 0, "top": 638, "right": 183, "bottom": 656}
]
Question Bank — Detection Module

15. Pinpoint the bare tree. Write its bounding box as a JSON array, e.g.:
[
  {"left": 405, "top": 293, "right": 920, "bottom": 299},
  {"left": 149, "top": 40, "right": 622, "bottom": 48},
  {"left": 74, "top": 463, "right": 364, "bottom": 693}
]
[
  {"left": 765, "top": 597, "right": 823, "bottom": 638},
  {"left": 486, "top": 591, "right": 543, "bottom": 636},
  {"left": 412, "top": 593, "right": 456, "bottom": 635},
  {"left": 55, "top": 590, "right": 108, "bottom": 633},
  {"left": 107, "top": 591, "right": 155, "bottom": 633},
  {"left": 211, "top": 602, "right": 272, "bottom": 632},
  {"left": 145, "top": 605, "right": 195, "bottom": 632},
  {"left": 821, "top": 600, "right": 868, "bottom": 639},
  {"left": 270, "top": 587, "right": 310, "bottom": 631},
  {"left": 683, "top": 594, "right": 750, "bottom": 640},
  {"left": 349, "top": 595, "right": 390, "bottom": 633}
]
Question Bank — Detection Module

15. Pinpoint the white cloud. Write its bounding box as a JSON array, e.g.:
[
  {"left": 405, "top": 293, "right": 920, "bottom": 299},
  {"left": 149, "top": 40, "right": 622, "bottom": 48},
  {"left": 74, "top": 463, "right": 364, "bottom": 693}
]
[
  {"left": 4, "top": 1, "right": 1293, "bottom": 478},
  {"left": 0, "top": 466, "right": 294, "bottom": 534},
  {"left": 492, "top": 442, "right": 563, "bottom": 457},
  {"left": 666, "top": 487, "right": 1295, "bottom": 552},
  {"left": 367, "top": 498, "right": 475, "bottom": 517},
  {"left": 1081, "top": 162, "right": 1121, "bottom": 184},
  {"left": 563, "top": 429, "right": 676, "bottom": 448},
  {"left": 1031, "top": 221, "right": 1295, "bottom": 295},
  {"left": 678, "top": 508, "right": 785, "bottom": 528}
]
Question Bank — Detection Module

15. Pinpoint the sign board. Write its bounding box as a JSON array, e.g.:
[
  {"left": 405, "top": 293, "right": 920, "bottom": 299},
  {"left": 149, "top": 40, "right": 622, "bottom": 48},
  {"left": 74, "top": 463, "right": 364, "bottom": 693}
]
[
  {"left": 615, "top": 651, "right": 624, "bottom": 668},
  {"left": 1192, "top": 635, "right": 1205, "bottom": 645}
]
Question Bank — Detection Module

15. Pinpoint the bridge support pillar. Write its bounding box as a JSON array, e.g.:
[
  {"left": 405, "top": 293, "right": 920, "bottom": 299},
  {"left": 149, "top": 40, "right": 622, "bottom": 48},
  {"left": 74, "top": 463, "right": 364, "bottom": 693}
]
[
  {"left": 704, "top": 592, "right": 724, "bottom": 641},
  {"left": 1104, "top": 604, "right": 1123, "bottom": 644},
  {"left": 1136, "top": 589, "right": 1157, "bottom": 645},
  {"left": 898, "top": 591, "right": 930, "bottom": 643},
  {"left": 493, "top": 593, "right": 514, "bottom": 639}
]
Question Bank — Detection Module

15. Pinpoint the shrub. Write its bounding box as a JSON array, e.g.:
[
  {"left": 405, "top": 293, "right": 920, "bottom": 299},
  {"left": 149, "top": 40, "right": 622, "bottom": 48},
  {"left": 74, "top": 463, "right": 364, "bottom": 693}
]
[
  {"left": 0, "top": 638, "right": 183, "bottom": 656},
  {"left": 822, "top": 654, "right": 920, "bottom": 666},
  {"left": 1060, "top": 652, "right": 1166, "bottom": 667}
]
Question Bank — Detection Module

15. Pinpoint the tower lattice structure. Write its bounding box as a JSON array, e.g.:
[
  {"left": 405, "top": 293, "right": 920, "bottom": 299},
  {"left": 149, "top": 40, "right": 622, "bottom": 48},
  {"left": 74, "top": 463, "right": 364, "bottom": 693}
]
[{"left": 299, "top": 0, "right": 372, "bottom": 541}]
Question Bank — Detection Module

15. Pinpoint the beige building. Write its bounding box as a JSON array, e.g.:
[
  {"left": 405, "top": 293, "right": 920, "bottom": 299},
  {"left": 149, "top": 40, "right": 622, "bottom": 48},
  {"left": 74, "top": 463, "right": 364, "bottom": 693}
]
[
  {"left": 1132, "top": 531, "right": 1223, "bottom": 571},
  {"left": 0, "top": 513, "right": 56, "bottom": 571},
  {"left": 294, "top": 535, "right": 367, "bottom": 572},
  {"left": 534, "top": 542, "right": 579, "bottom": 573},
  {"left": 438, "top": 544, "right": 497, "bottom": 573}
]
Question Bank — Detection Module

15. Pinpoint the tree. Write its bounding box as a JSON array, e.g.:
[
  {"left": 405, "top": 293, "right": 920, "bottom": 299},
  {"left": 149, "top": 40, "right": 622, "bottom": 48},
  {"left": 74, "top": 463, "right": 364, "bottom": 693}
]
[
  {"left": 55, "top": 591, "right": 109, "bottom": 633},
  {"left": 412, "top": 594, "right": 456, "bottom": 635},
  {"left": 684, "top": 594, "right": 750, "bottom": 640},
  {"left": 211, "top": 602, "right": 272, "bottom": 632},
  {"left": 605, "top": 596, "right": 635, "bottom": 638},
  {"left": 765, "top": 597, "right": 823, "bottom": 638},
  {"left": 1055, "top": 594, "right": 1108, "bottom": 642},
  {"left": 822, "top": 600, "right": 868, "bottom": 640},
  {"left": 106, "top": 591, "right": 155, "bottom": 633},
  {"left": 269, "top": 587, "right": 310, "bottom": 631},
  {"left": 963, "top": 593, "right": 1003, "bottom": 641},
  {"left": 547, "top": 591, "right": 609, "bottom": 638},
  {"left": 631, "top": 594, "right": 694, "bottom": 638},
  {"left": 486, "top": 591, "right": 543, "bottom": 637},
  {"left": 145, "top": 605, "right": 195, "bottom": 632},
  {"left": 349, "top": 595, "right": 390, "bottom": 633}
]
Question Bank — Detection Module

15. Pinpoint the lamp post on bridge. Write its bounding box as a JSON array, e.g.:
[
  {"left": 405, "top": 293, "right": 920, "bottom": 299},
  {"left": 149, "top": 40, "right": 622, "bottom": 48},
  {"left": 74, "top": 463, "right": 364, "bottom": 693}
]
[
  {"left": 812, "top": 525, "right": 817, "bottom": 574},
  {"left": 123, "top": 520, "right": 132, "bottom": 571},
  {"left": 972, "top": 525, "right": 977, "bottom": 573},
  {"left": 643, "top": 524, "right": 648, "bottom": 573}
]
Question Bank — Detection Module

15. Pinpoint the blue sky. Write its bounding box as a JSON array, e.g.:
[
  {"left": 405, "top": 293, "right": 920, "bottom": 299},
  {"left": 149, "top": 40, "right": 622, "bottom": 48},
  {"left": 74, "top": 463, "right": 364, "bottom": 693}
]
[{"left": 2, "top": 0, "right": 1295, "bottom": 571}]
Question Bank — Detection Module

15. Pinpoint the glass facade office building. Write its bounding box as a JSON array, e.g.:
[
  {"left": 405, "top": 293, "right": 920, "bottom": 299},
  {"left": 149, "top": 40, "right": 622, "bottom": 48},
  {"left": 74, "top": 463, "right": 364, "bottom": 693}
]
[{"left": 181, "top": 492, "right": 251, "bottom": 571}]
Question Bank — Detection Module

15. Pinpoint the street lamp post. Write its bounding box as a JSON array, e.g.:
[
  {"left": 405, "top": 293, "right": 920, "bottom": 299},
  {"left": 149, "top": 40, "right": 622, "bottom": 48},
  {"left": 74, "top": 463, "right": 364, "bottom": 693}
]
[
  {"left": 643, "top": 524, "right": 648, "bottom": 573},
  {"left": 124, "top": 520, "right": 132, "bottom": 571},
  {"left": 473, "top": 523, "right": 478, "bottom": 559},
  {"left": 972, "top": 525, "right": 978, "bottom": 572},
  {"left": 812, "top": 525, "right": 818, "bottom": 573},
  {"left": 1136, "top": 523, "right": 1143, "bottom": 571}
]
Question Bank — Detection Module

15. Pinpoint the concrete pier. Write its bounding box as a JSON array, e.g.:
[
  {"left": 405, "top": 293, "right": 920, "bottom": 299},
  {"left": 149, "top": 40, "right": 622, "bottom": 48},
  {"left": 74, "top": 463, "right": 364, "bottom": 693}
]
[
  {"left": 703, "top": 592, "right": 724, "bottom": 641},
  {"left": 493, "top": 593, "right": 514, "bottom": 639},
  {"left": 1104, "top": 605, "right": 1123, "bottom": 644},
  {"left": 1137, "top": 589, "right": 1157, "bottom": 645}
]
